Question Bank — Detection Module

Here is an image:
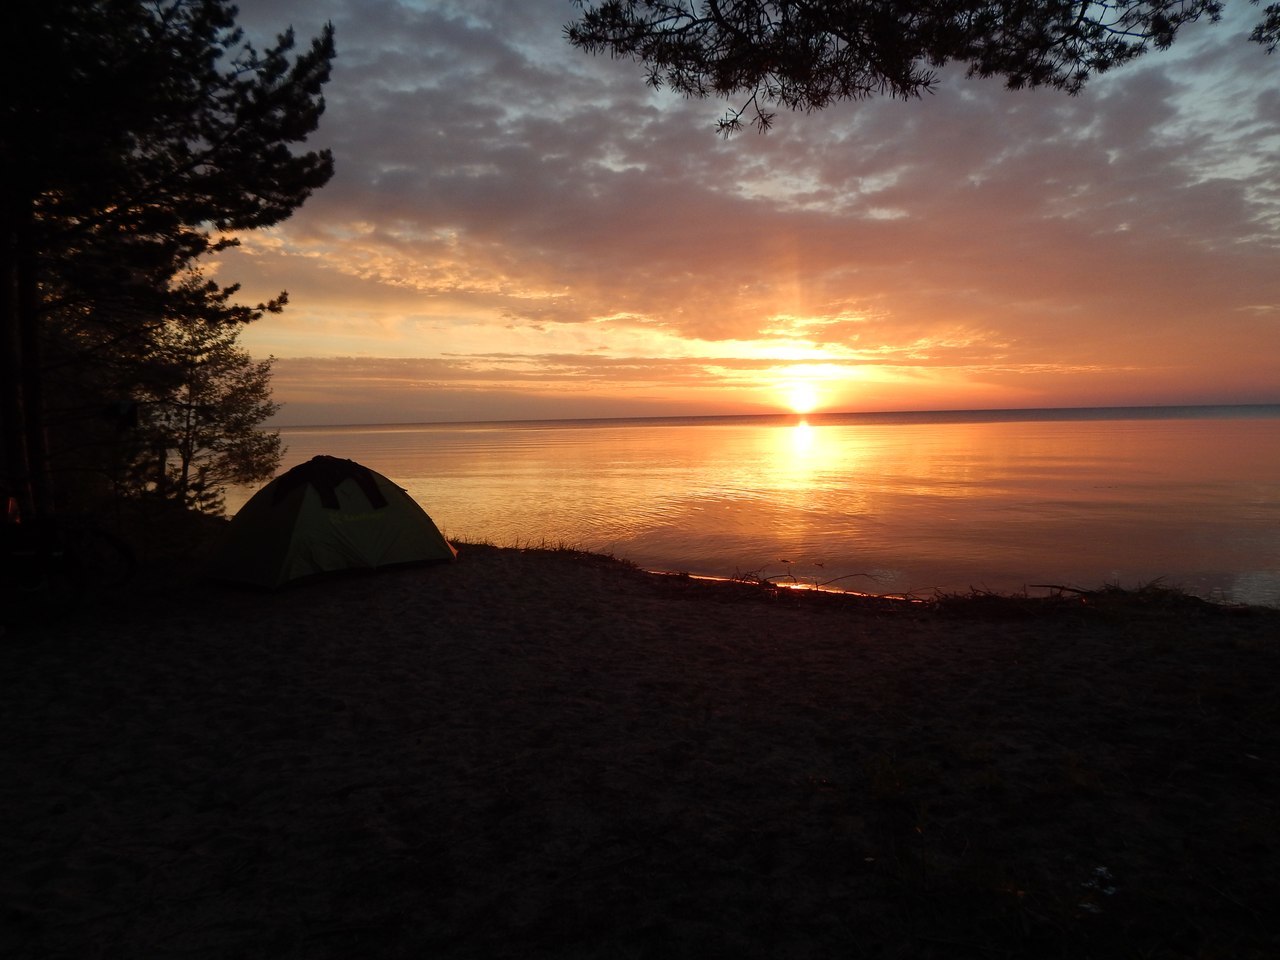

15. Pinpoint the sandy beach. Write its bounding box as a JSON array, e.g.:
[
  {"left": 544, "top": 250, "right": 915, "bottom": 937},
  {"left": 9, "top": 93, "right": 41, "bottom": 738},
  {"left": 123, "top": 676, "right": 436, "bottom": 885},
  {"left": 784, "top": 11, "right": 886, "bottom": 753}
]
[{"left": 3, "top": 542, "right": 1278, "bottom": 959}]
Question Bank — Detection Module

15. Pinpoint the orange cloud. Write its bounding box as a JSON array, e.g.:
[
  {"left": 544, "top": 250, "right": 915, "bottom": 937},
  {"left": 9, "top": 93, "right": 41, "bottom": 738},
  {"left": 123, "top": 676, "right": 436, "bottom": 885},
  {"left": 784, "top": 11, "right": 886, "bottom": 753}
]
[{"left": 225, "top": 0, "right": 1279, "bottom": 425}]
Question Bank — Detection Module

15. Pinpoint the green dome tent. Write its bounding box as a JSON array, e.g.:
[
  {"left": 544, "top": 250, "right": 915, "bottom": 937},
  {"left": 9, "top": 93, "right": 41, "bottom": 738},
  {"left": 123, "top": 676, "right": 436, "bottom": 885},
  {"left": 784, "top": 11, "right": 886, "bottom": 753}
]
[{"left": 211, "top": 455, "right": 457, "bottom": 588}]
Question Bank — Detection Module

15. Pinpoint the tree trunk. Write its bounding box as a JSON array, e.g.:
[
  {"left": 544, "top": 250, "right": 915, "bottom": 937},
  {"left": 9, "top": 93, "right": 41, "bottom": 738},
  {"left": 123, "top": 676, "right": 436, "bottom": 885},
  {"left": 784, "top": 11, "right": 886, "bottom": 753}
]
[
  {"left": 0, "top": 199, "right": 33, "bottom": 519},
  {"left": 16, "top": 205, "right": 53, "bottom": 518}
]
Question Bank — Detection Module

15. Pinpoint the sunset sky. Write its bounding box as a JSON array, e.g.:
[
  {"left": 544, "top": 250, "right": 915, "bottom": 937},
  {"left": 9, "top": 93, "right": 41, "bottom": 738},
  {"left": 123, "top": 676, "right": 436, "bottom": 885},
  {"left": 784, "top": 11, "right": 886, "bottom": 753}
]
[{"left": 224, "top": 0, "right": 1280, "bottom": 425}]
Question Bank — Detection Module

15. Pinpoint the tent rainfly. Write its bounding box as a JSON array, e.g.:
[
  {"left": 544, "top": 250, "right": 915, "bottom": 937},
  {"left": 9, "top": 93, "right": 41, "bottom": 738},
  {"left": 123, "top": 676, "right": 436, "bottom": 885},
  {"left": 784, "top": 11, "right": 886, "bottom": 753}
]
[{"left": 211, "top": 455, "right": 457, "bottom": 588}]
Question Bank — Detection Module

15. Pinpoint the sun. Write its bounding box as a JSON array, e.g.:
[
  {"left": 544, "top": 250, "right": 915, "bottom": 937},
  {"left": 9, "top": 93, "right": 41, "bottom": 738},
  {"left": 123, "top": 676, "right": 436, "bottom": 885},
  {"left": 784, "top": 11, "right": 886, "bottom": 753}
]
[{"left": 786, "top": 381, "right": 820, "bottom": 415}]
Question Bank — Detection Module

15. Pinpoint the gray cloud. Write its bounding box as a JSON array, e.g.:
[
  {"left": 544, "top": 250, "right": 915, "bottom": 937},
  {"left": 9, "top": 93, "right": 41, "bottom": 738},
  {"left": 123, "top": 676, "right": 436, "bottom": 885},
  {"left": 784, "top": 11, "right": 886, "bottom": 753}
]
[{"left": 229, "top": 0, "right": 1279, "bottom": 421}]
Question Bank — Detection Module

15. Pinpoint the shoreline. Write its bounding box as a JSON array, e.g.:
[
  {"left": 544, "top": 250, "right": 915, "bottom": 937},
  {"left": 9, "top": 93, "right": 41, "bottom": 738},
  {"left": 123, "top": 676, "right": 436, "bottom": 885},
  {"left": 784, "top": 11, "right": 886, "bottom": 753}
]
[{"left": 3, "top": 544, "right": 1279, "bottom": 958}]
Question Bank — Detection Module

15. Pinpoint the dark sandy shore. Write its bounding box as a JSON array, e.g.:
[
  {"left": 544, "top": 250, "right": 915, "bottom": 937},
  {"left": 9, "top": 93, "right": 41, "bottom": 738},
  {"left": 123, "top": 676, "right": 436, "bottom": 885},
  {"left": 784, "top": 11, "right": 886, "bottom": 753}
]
[{"left": 2, "top": 543, "right": 1279, "bottom": 959}]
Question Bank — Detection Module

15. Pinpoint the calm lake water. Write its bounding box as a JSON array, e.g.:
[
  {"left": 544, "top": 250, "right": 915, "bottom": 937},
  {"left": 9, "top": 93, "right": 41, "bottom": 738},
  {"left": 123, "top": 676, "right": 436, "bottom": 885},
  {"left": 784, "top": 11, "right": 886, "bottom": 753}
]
[{"left": 228, "top": 406, "right": 1280, "bottom": 606}]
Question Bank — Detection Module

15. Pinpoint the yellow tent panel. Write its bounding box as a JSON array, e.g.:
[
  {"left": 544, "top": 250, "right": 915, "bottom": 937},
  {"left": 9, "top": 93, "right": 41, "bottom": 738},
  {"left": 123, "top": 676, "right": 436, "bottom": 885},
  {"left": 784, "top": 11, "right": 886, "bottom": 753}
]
[{"left": 212, "top": 456, "right": 456, "bottom": 588}]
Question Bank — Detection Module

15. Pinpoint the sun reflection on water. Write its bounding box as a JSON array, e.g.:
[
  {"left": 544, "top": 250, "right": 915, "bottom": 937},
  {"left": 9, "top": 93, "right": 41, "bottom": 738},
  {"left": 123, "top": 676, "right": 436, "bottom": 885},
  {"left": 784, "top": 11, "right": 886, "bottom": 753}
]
[
  {"left": 773, "top": 418, "right": 848, "bottom": 488},
  {"left": 790, "top": 419, "right": 814, "bottom": 455},
  {"left": 228, "top": 414, "right": 1280, "bottom": 606}
]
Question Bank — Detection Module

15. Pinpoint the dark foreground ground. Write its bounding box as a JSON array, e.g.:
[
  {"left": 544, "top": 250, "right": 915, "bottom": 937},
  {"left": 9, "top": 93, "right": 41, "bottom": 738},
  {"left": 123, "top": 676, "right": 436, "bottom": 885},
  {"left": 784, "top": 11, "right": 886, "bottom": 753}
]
[{"left": 3, "top": 541, "right": 1279, "bottom": 959}]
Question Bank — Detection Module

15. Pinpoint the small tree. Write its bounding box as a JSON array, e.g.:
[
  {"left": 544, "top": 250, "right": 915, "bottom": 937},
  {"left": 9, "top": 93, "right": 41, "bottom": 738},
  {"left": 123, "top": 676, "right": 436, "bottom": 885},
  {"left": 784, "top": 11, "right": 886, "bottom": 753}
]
[
  {"left": 567, "top": 0, "right": 1279, "bottom": 133},
  {"left": 35, "top": 254, "right": 287, "bottom": 513},
  {"left": 130, "top": 315, "right": 282, "bottom": 515}
]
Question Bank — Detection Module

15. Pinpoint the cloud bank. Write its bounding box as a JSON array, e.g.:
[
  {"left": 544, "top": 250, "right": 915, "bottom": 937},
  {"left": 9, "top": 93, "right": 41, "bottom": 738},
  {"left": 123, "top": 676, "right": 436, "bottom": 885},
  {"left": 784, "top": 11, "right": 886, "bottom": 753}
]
[{"left": 226, "top": 0, "right": 1280, "bottom": 423}]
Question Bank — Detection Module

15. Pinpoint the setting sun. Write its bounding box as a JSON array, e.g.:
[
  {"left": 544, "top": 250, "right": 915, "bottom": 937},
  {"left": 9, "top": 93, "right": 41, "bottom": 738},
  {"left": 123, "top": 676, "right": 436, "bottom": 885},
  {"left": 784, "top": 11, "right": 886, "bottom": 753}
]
[{"left": 786, "top": 381, "right": 820, "bottom": 415}]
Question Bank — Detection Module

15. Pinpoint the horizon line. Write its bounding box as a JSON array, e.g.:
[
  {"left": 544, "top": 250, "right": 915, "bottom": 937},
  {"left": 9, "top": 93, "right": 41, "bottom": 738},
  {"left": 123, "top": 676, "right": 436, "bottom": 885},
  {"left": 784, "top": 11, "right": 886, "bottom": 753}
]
[{"left": 267, "top": 400, "right": 1280, "bottom": 432}]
